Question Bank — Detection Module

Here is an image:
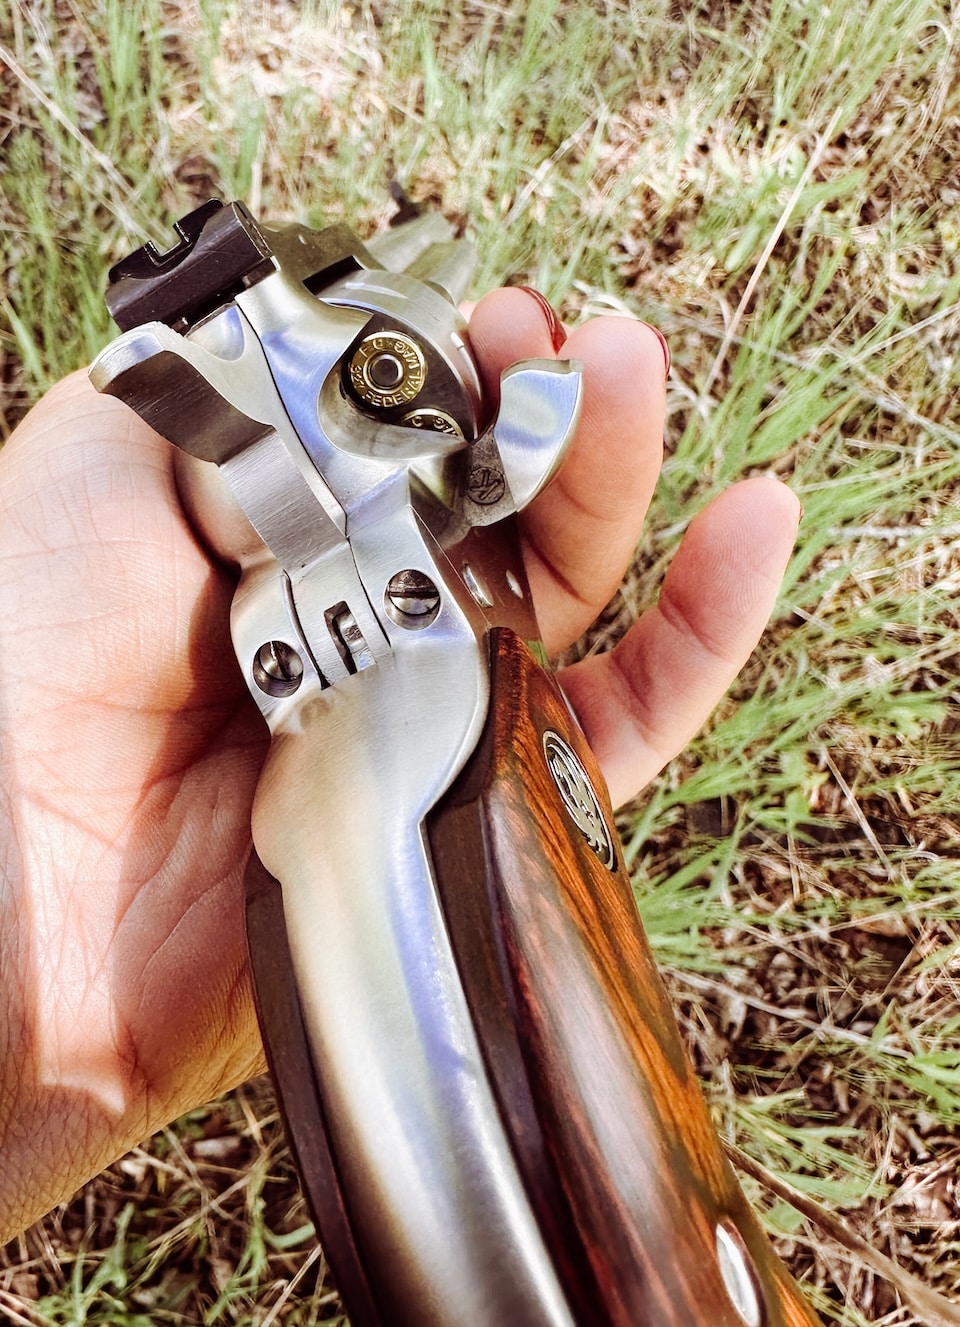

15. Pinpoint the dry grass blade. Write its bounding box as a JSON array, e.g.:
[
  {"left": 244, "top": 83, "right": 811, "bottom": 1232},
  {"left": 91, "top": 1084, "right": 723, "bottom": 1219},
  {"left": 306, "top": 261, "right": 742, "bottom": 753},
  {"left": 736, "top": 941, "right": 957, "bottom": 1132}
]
[
  {"left": 0, "top": 42, "right": 147, "bottom": 238},
  {"left": 0, "top": 1287, "right": 43, "bottom": 1327},
  {"left": 3, "top": 0, "right": 960, "bottom": 1322},
  {"left": 725, "top": 1141, "right": 960, "bottom": 1327},
  {"left": 697, "top": 104, "right": 845, "bottom": 408}
]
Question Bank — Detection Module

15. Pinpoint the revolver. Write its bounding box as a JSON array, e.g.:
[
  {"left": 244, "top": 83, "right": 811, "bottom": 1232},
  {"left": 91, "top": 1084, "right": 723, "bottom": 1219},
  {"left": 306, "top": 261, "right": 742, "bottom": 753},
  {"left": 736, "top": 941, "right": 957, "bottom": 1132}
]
[{"left": 90, "top": 199, "right": 820, "bottom": 1327}]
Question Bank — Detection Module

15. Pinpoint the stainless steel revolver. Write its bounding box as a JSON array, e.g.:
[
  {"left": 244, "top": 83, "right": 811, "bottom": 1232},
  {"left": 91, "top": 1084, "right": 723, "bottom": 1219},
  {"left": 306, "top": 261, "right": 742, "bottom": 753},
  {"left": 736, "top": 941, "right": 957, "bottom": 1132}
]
[{"left": 90, "top": 199, "right": 820, "bottom": 1327}]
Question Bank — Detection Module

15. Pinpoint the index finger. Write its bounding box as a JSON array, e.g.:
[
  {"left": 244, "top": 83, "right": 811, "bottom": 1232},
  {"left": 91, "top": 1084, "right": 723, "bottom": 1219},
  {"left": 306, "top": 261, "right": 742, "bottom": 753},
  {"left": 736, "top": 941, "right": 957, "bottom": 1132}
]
[{"left": 467, "top": 289, "right": 668, "bottom": 656}]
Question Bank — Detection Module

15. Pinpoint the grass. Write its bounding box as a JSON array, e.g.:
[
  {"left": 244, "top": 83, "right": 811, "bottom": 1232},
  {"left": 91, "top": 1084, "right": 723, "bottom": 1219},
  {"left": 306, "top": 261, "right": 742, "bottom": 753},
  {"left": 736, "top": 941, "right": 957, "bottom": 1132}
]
[{"left": 3, "top": 0, "right": 960, "bottom": 1322}]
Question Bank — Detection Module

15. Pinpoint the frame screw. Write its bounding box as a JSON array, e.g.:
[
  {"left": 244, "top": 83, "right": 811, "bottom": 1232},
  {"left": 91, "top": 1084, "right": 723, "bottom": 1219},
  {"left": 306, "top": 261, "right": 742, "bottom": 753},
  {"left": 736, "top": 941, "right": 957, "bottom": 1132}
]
[
  {"left": 386, "top": 570, "right": 440, "bottom": 623},
  {"left": 253, "top": 640, "right": 304, "bottom": 697},
  {"left": 715, "top": 1222, "right": 762, "bottom": 1327}
]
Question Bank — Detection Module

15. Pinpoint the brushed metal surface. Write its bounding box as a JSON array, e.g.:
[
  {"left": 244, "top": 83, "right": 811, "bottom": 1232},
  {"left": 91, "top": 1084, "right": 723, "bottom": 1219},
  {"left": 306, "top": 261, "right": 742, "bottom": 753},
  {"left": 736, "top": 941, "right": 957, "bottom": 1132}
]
[{"left": 90, "top": 210, "right": 584, "bottom": 1323}]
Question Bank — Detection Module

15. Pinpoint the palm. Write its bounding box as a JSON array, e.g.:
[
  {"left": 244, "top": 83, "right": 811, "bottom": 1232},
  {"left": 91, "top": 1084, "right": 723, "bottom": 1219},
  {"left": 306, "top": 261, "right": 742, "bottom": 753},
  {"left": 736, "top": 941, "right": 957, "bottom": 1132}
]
[{"left": 1, "top": 374, "right": 266, "bottom": 1234}]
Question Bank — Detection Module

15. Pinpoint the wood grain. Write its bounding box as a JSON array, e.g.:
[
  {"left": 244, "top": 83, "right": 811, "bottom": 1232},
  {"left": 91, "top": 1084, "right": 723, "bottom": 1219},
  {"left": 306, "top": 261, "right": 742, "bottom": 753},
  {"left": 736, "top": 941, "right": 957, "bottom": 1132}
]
[{"left": 428, "top": 627, "right": 821, "bottom": 1327}]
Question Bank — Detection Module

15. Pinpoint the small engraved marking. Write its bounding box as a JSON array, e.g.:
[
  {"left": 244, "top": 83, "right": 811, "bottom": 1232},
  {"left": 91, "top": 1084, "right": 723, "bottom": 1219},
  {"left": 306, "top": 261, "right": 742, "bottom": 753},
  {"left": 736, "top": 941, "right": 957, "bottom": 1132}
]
[
  {"left": 402, "top": 406, "right": 464, "bottom": 437},
  {"left": 542, "top": 730, "right": 616, "bottom": 870},
  {"left": 467, "top": 464, "right": 506, "bottom": 505}
]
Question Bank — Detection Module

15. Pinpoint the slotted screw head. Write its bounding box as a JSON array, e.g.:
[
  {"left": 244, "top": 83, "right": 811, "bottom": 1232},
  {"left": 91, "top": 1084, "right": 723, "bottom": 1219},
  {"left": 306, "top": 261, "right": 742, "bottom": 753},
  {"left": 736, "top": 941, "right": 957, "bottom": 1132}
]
[
  {"left": 253, "top": 640, "right": 304, "bottom": 697},
  {"left": 386, "top": 570, "right": 440, "bottom": 619}
]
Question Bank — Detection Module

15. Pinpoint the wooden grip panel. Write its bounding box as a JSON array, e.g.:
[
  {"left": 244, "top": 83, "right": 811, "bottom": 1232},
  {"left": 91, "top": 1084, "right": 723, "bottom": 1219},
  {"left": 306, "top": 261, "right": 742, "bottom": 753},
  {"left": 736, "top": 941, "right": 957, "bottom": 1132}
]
[{"left": 427, "top": 628, "right": 819, "bottom": 1327}]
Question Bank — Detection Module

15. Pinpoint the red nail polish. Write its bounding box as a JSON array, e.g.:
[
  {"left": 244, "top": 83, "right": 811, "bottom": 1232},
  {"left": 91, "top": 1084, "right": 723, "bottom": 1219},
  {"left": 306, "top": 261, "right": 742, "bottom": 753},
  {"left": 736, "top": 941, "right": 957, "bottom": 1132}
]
[
  {"left": 641, "top": 322, "right": 671, "bottom": 378},
  {"left": 518, "top": 287, "right": 567, "bottom": 352}
]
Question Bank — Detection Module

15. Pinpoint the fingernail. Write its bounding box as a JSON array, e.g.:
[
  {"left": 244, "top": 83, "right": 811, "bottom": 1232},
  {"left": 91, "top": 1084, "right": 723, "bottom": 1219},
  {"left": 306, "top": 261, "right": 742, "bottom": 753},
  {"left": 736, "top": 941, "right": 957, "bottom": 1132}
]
[
  {"left": 518, "top": 287, "right": 567, "bottom": 352},
  {"left": 641, "top": 322, "right": 671, "bottom": 378}
]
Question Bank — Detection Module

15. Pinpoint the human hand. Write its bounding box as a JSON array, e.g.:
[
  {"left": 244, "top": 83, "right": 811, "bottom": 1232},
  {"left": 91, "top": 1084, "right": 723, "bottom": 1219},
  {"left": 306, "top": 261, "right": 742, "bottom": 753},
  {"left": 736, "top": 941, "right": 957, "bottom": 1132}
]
[
  {"left": 468, "top": 288, "right": 800, "bottom": 806},
  {"left": 0, "top": 288, "right": 799, "bottom": 1243}
]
